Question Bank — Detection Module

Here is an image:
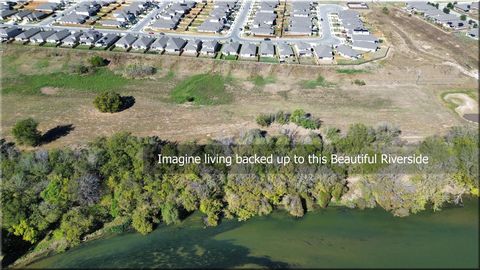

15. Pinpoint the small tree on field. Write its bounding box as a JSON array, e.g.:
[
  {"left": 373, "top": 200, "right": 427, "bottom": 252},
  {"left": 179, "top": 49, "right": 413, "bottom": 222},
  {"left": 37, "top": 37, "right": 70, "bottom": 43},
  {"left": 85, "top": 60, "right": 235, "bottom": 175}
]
[
  {"left": 93, "top": 91, "right": 123, "bottom": 113},
  {"left": 443, "top": 7, "right": 450, "bottom": 13},
  {"left": 12, "top": 118, "right": 41, "bottom": 146},
  {"left": 460, "top": 14, "right": 467, "bottom": 21},
  {"left": 89, "top": 56, "right": 108, "bottom": 67}
]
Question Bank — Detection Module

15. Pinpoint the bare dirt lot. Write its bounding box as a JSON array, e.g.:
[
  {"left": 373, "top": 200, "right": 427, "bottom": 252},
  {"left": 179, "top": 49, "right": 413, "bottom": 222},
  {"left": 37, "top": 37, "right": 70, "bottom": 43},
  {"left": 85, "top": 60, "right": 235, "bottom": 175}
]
[{"left": 1, "top": 6, "right": 478, "bottom": 149}]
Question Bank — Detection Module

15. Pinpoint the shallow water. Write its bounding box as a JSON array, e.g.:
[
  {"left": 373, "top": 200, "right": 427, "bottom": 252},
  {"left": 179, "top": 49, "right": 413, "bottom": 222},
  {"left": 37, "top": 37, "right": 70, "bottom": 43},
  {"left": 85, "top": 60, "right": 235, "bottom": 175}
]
[{"left": 27, "top": 199, "right": 479, "bottom": 268}]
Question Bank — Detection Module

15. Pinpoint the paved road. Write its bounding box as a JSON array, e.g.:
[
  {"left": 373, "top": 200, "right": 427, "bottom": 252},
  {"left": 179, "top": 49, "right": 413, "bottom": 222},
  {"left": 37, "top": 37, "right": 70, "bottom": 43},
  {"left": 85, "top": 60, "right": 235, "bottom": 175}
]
[{"left": 2, "top": 1, "right": 345, "bottom": 46}]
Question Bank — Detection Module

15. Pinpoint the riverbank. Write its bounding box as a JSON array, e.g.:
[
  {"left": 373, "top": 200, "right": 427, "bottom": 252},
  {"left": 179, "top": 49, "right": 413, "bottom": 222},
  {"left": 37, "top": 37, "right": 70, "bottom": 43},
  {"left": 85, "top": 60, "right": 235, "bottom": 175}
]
[{"left": 24, "top": 198, "right": 479, "bottom": 268}]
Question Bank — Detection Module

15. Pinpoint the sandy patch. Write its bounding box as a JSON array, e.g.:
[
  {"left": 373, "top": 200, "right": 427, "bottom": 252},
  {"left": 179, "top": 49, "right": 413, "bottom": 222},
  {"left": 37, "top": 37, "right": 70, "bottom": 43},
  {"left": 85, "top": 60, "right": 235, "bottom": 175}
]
[
  {"left": 444, "top": 93, "right": 478, "bottom": 116},
  {"left": 40, "top": 87, "right": 61, "bottom": 95}
]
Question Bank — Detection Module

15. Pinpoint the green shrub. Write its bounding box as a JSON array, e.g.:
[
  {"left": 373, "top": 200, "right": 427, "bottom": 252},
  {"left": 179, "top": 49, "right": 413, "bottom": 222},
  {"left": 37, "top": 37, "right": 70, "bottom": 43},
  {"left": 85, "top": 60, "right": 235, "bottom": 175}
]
[
  {"left": 256, "top": 113, "right": 274, "bottom": 127},
  {"left": 93, "top": 91, "right": 123, "bottom": 113},
  {"left": 89, "top": 56, "right": 108, "bottom": 67},
  {"left": 70, "top": 64, "right": 90, "bottom": 74},
  {"left": 353, "top": 79, "right": 366, "bottom": 86},
  {"left": 12, "top": 118, "right": 41, "bottom": 146},
  {"left": 382, "top": 7, "right": 389, "bottom": 14},
  {"left": 274, "top": 111, "right": 290, "bottom": 125},
  {"left": 290, "top": 109, "right": 321, "bottom": 129}
]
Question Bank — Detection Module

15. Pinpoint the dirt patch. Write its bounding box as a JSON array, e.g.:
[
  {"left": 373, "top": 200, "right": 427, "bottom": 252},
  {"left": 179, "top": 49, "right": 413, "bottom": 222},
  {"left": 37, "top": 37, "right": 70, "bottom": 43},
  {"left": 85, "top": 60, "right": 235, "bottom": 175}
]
[
  {"left": 444, "top": 93, "right": 478, "bottom": 116},
  {"left": 40, "top": 87, "right": 61, "bottom": 95}
]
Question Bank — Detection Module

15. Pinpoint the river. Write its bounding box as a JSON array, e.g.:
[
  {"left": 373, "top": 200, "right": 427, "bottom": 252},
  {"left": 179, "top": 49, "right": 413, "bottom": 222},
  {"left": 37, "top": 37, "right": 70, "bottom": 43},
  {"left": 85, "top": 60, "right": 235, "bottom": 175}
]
[{"left": 27, "top": 199, "right": 479, "bottom": 268}]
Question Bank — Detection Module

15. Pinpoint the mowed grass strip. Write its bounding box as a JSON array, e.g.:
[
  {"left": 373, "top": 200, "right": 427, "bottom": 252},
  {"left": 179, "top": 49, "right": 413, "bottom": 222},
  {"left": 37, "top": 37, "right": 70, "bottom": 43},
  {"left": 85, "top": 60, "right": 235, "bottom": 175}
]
[
  {"left": 170, "top": 74, "right": 232, "bottom": 105},
  {"left": 2, "top": 68, "right": 130, "bottom": 95}
]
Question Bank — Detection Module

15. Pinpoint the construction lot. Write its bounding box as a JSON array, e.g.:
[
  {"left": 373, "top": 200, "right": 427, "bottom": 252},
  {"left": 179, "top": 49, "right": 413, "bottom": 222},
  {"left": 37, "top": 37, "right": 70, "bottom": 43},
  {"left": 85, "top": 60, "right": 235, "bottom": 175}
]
[{"left": 1, "top": 5, "right": 478, "bottom": 149}]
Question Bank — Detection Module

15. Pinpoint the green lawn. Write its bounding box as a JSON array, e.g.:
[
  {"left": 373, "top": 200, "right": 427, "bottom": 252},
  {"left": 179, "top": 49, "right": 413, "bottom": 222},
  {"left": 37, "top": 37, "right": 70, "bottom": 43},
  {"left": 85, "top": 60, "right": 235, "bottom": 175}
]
[
  {"left": 170, "top": 74, "right": 233, "bottom": 105},
  {"left": 2, "top": 68, "right": 130, "bottom": 95},
  {"left": 259, "top": 57, "right": 279, "bottom": 63}
]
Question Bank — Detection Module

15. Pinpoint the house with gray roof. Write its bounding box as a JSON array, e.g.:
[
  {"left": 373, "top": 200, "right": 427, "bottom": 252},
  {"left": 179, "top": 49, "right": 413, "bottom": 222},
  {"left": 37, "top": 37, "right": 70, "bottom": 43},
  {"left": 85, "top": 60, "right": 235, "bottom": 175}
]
[
  {"left": 12, "top": 10, "right": 32, "bottom": 21},
  {"left": 183, "top": 39, "right": 202, "bottom": 55},
  {"left": 351, "top": 34, "right": 378, "bottom": 43},
  {"left": 294, "top": 42, "right": 313, "bottom": 57},
  {"left": 165, "top": 37, "right": 187, "bottom": 54},
  {"left": 0, "top": 9, "right": 16, "bottom": 20},
  {"left": 115, "top": 34, "right": 137, "bottom": 49},
  {"left": 200, "top": 40, "right": 219, "bottom": 56},
  {"left": 251, "top": 26, "right": 274, "bottom": 36},
  {"left": 259, "top": 42, "right": 275, "bottom": 57},
  {"left": 0, "top": 26, "right": 22, "bottom": 41},
  {"left": 277, "top": 43, "right": 294, "bottom": 61},
  {"left": 61, "top": 32, "right": 82, "bottom": 47},
  {"left": 240, "top": 43, "right": 257, "bottom": 58},
  {"left": 24, "top": 11, "right": 48, "bottom": 22},
  {"left": 58, "top": 13, "right": 88, "bottom": 25},
  {"left": 36, "top": 2, "right": 60, "bottom": 12},
  {"left": 132, "top": 36, "right": 155, "bottom": 50},
  {"left": 15, "top": 28, "right": 40, "bottom": 41},
  {"left": 95, "top": 33, "right": 119, "bottom": 48},
  {"left": 198, "top": 20, "right": 224, "bottom": 33},
  {"left": 30, "top": 30, "right": 56, "bottom": 43},
  {"left": 221, "top": 41, "right": 241, "bottom": 56},
  {"left": 336, "top": 44, "right": 361, "bottom": 59},
  {"left": 46, "top": 29, "right": 70, "bottom": 44},
  {"left": 79, "top": 30, "right": 102, "bottom": 46},
  {"left": 150, "top": 36, "right": 168, "bottom": 52},
  {"left": 313, "top": 45, "right": 333, "bottom": 60}
]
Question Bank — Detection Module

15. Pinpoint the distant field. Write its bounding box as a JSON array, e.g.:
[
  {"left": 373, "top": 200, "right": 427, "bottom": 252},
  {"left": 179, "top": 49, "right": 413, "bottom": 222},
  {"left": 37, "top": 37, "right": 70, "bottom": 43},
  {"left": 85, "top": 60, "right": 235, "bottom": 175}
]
[{"left": 1, "top": 32, "right": 477, "bottom": 148}]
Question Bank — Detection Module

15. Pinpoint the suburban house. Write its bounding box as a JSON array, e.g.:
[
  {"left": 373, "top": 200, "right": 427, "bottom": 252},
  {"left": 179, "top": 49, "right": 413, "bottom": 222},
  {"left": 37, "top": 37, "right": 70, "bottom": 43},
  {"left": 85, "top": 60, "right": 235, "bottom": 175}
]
[
  {"left": 294, "top": 42, "right": 314, "bottom": 57},
  {"left": 131, "top": 36, "right": 155, "bottom": 50},
  {"left": 239, "top": 43, "right": 258, "bottom": 58},
  {"left": 351, "top": 34, "right": 378, "bottom": 43},
  {"left": 164, "top": 37, "right": 187, "bottom": 54},
  {"left": 197, "top": 20, "right": 224, "bottom": 33},
  {"left": 277, "top": 43, "right": 295, "bottom": 62},
  {"left": 200, "top": 40, "right": 220, "bottom": 56},
  {"left": 182, "top": 39, "right": 202, "bottom": 55},
  {"left": 36, "top": 2, "right": 61, "bottom": 12},
  {"left": 336, "top": 44, "right": 361, "bottom": 59},
  {"left": 30, "top": 30, "right": 56, "bottom": 44},
  {"left": 79, "top": 30, "right": 102, "bottom": 46},
  {"left": 95, "top": 33, "right": 119, "bottom": 48},
  {"left": 46, "top": 29, "right": 70, "bottom": 44},
  {"left": 100, "top": 20, "right": 125, "bottom": 28},
  {"left": 351, "top": 40, "right": 378, "bottom": 52},
  {"left": 61, "top": 32, "right": 82, "bottom": 47},
  {"left": 150, "top": 36, "right": 169, "bottom": 52},
  {"left": 259, "top": 42, "right": 275, "bottom": 58},
  {"left": 58, "top": 13, "right": 88, "bottom": 25},
  {"left": 0, "top": 9, "right": 16, "bottom": 20},
  {"left": 313, "top": 45, "right": 333, "bottom": 60},
  {"left": 115, "top": 34, "right": 137, "bottom": 49},
  {"left": 14, "top": 28, "right": 40, "bottom": 41},
  {"left": 221, "top": 41, "right": 241, "bottom": 56},
  {"left": 0, "top": 26, "right": 22, "bottom": 41}
]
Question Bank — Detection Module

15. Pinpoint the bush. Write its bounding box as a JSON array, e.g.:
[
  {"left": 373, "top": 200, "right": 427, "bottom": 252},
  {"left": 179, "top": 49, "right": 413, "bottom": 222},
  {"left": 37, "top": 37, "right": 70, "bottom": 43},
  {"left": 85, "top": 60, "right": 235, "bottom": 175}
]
[
  {"left": 70, "top": 64, "right": 90, "bottom": 74},
  {"left": 89, "top": 56, "right": 108, "bottom": 67},
  {"left": 256, "top": 113, "right": 274, "bottom": 127},
  {"left": 382, "top": 7, "right": 389, "bottom": 14},
  {"left": 124, "top": 65, "right": 156, "bottom": 78},
  {"left": 93, "top": 91, "right": 123, "bottom": 113},
  {"left": 290, "top": 109, "right": 321, "bottom": 130},
  {"left": 353, "top": 79, "right": 366, "bottom": 86},
  {"left": 274, "top": 111, "right": 290, "bottom": 125},
  {"left": 12, "top": 118, "right": 41, "bottom": 146},
  {"left": 443, "top": 7, "right": 450, "bottom": 13}
]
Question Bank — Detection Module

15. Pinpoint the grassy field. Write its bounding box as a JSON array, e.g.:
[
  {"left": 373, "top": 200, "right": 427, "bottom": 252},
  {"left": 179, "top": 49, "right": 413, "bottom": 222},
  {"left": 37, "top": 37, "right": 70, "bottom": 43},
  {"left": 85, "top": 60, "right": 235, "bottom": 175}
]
[
  {"left": 336, "top": 68, "right": 369, "bottom": 75},
  {"left": 0, "top": 29, "right": 477, "bottom": 148},
  {"left": 170, "top": 74, "right": 233, "bottom": 105}
]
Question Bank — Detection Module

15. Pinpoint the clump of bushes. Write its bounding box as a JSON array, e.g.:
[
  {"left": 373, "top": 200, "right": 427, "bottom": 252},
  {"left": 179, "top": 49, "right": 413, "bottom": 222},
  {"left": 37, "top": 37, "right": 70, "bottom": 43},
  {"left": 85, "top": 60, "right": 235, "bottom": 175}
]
[
  {"left": 290, "top": 109, "right": 321, "bottom": 129},
  {"left": 12, "top": 118, "right": 41, "bottom": 146},
  {"left": 89, "top": 55, "right": 108, "bottom": 67},
  {"left": 124, "top": 64, "right": 156, "bottom": 78},
  {"left": 353, "top": 79, "right": 366, "bottom": 86},
  {"left": 70, "top": 64, "right": 91, "bottom": 75},
  {"left": 93, "top": 91, "right": 123, "bottom": 113},
  {"left": 255, "top": 109, "right": 320, "bottom": 129}
]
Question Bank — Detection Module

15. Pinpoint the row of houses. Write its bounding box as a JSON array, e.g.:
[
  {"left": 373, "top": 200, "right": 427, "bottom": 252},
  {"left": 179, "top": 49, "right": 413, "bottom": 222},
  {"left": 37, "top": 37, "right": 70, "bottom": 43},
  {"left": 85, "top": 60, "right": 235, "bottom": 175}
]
[
  {"left": 197, "top": 1, "right": 238, "bottom": 33},
  {"left": 285, "top": 1, "right": 318, "bottom": 36},
  {"left": 0, "top": 1, "right": 63, "bottom": 22},
  {"left": 1, "top": 24, "right": 369, "bottom": 62},
  {"left": 150, "top": 1, "right": 196, "bottom": 30},
  {"left": 334, "top": 9, "right": 379, "bottom": 53},
  {"left": 406, "top": 2, "right": 467, "bottom": 29},
  {"left": 100, "top": 1, "right": 152, "bottom": 28},
  {"left": 249, "top": 0, "right": 279, "bottom": 36}
]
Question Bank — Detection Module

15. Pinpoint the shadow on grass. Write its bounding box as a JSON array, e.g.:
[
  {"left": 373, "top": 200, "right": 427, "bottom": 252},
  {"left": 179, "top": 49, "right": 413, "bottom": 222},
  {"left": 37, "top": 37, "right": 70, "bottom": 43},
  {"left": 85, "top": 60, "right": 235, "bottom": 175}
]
[
  {"left": 120, "top": 96, "right": 136, "bottom": 112},
  {"left": 41, "top": 124, "right": 75, "bottom": 145}
]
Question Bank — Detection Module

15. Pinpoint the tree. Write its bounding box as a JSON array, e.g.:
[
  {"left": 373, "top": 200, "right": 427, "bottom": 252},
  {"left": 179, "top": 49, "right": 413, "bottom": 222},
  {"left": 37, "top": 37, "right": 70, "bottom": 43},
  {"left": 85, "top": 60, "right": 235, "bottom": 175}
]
[
  {"left": 93, "top": 91, "right": 123, "bottom": 113},
  {"left": 59, "top": 208, "right": 93, "bottom": 245},
  {"left": 12, "top": 118, "right": 41, "bottom": 146},
  {"left": 443, "top": 7, "right": 451, "bottom": 13},
  {"left": 161, "top": 203, "right": 179, "bottom": 225},
  {"left": 446, "top": 2, "right": 454, "bottom": 9},
  {"left": 89, "top": 55, "right": 108, "bottom": 67},
  {"left": 382, "top": 7, "right": 389, "bottom": 14},
  {"left": 460, "top": 14, "right": 467, "bottom": 21}
]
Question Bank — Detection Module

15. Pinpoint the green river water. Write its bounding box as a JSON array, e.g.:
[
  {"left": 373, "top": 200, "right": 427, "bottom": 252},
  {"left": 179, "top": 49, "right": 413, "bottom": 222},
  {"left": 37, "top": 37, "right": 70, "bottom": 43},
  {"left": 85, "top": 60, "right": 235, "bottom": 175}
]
[{"left": 27, "top": 199, "right": 479, "bottom": 268}]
